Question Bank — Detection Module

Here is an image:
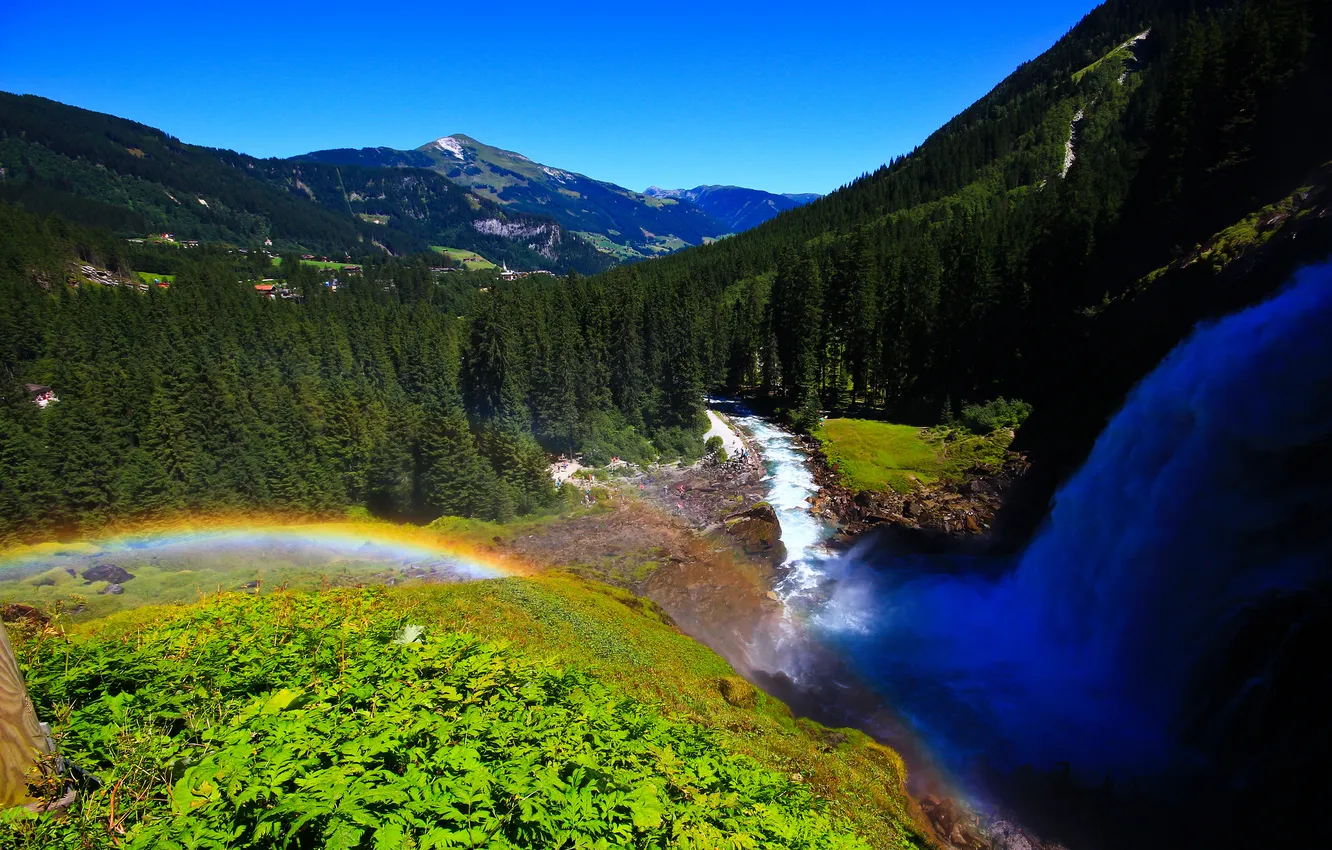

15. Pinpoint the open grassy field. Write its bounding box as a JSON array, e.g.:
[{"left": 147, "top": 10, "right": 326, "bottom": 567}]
[
  {"left": 431, "top": 245, "right": 497, "bottom": 269},
  {"left": 134, "top": 271, "right": 175, "bottom": 284},
  {"left": 572, "top": 230, "right": 649, "bottom": 261},
  {"left": 814, "top": 419, "right": 944, "bottom": 494},
  {"left": 270, "top": 257, "right": 360, "bottom": 270}
]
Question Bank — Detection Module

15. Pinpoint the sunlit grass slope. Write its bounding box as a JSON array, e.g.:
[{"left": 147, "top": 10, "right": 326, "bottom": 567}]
[
  {"left": 814, "top": 419, "right": 943, "bottom": 494},
  {"left": 8, "top": 577, "right": 927, "bottom": 849}
]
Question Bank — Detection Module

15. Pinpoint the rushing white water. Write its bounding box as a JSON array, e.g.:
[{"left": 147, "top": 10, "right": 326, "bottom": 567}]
[{"left": 719, "top": 407, "right": 838, "bottom": 603}]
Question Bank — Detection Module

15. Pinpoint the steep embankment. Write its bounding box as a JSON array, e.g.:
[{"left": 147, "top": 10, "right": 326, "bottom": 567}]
[{"left": 8, "top": 578, "right": 928, "bottom": 848}]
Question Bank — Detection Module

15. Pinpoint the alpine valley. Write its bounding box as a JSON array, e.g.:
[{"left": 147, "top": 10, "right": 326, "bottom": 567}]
[{"left": 1, "top": 1, "right": 1330, "bottom": 849}]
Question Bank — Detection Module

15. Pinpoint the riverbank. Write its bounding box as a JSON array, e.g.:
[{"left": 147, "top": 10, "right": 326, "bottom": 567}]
[{"left": 801, "top": 425, "right": 1031, "bottom": 550}]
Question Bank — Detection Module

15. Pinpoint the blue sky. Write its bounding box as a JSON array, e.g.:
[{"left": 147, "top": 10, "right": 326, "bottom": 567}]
[{"left": 1, "top": 0, "right": 1098, "bottom": 195}]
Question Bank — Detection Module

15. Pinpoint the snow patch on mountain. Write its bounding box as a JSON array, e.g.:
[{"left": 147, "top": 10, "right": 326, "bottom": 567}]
[{"left": 431, "top": 137, "right": 465, "bottom": 160}]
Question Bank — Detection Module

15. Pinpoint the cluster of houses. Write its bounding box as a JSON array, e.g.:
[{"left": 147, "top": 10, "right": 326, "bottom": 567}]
[
  {"left": 25, "top": 384, "right": 58, "bottom": 408},
  {"left": 253, "top": 282, "right": 303, "bottom": 301},
  {"left": 499, "top": 264, "right": 555, "bottom": 282},
  {"left": 127, "top": 234, "right": 200, "bottom": 248}
]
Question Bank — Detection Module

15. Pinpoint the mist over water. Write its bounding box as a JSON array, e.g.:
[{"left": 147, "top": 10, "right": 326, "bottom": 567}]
[{"left": 810, "top": 262, "right": 1332, "bottom": 785}]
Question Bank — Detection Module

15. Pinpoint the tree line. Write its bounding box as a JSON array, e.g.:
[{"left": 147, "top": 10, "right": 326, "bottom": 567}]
[
  {"left": 597, "top": 0, "right": 1329, "bottom": 427},
  {"left": 0, "top": 203, "right": 712, "bottom": 542}
]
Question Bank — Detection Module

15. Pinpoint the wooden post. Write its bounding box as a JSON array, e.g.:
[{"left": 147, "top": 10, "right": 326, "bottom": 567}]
[{"left": 0, "top": 621, "right": 46, "bottom": 807}]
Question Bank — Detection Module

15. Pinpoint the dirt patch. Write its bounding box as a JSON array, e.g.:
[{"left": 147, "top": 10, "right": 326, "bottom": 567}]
[{"left": 502, "top": 453, "right": 787, "bottom": 674}]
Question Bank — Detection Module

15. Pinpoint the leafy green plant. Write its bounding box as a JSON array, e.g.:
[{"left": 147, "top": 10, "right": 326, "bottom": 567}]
[
  {"left": 10, "top": 590, "right": 874, "bottom": 849},
  {"left": 958, "top": 398, "right": 1032, "bottom": 435}
]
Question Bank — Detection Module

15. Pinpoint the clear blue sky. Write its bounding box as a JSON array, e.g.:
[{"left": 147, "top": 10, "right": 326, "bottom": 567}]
[{"left": 1, "top": 0, "right": 1099, "bottom": 195}]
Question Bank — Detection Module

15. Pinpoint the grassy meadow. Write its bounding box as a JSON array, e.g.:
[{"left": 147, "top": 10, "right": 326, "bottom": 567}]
[
  {"left": 431, "top": 245, "right": 497, "bottom": 269},
  {"left": 813, "top": 419, "right": 943, "bottom": 494}
]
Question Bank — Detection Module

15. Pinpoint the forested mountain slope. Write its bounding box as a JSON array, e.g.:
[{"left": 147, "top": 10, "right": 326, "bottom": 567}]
[
  {"left": 2, "top": 0, "right": 1328, "bottom": 546},
  {"left": 0, "top": 201, "right": 709, "bottom": 542},
  {"left": 297, "top": 135, "right": 730, "bottom": 261},
  {"left": 0, "top": 94, "right": 612, "bottom": 273},
  {"left": 596, "top": 0, "right": 1331, "bottom": 439},
  {"left": 644, "top": 184, "right": 820, "bottom": 232}
]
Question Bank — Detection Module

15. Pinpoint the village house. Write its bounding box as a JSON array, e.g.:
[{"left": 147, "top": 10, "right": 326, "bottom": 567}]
[
  {"left": 254, "top": 283, "right": 277, "bottom": 298},
  {"left": 24, "top": 384, "right": 58, "bottom": 408}
]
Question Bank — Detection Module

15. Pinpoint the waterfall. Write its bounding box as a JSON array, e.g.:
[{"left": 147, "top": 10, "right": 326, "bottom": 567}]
[{"left": 813, "top": 261, "right": 1332, "bottom": 785}]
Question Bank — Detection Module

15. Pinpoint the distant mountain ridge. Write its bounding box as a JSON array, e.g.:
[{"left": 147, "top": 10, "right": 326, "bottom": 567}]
[
  {"left": 643, "top": 185, "right": 820, "bottom": 233},
  {"left": 297, "top": 136, "right": 729, "bottom": 261},
  {"left": 0, "top": 94, "right": 614, "bottom": 273},
  {"left": 295, "top": 137, "right": 816, "bottom": 259}
]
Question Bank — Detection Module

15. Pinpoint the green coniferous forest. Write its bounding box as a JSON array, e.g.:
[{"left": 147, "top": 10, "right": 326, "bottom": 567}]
[
  {"left": 0, "top": 203, "right": 715, "bottom": 542},
  {"left": 1, "top": 0, "right": 1329, "bottom": 544},
  {"left": 598, "top": 0, "right": 1331, "bottom": 432}
]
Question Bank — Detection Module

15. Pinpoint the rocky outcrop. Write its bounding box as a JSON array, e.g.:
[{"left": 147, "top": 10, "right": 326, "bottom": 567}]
[
  {"left": 798, "top": 435, "right": 1030, "bottom": 545},
  {"left": 724, "top": 502, "right": 786, "bottom": 565},
  {"left": 1, "top": 603, "right": 49, "bottom": 626},
  {"left": 82, "top": 563, "right": 135, "bottom": 584}
]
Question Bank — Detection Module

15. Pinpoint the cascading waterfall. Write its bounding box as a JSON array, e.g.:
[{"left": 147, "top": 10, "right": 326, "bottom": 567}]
[
  {"left": 811, "top": 262, "right": 1332, "bottom": 784},
  {"left": 728, "top": 262, "right": 1332, "bottom": 846}
]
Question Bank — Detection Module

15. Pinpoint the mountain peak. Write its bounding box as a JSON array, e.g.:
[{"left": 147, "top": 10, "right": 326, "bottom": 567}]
[{"left": 427, "top": 136, "right": 466, "bottom": 160}]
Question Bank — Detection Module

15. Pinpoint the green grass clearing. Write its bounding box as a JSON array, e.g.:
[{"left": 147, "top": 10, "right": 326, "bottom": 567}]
[
  {"left": 270, "top": 257, "right": 360, "bottom": 270},
  {"left": 134, "top": 271, "right": 175, "bottom": 284},
  {"left": 431, "top": 245, "right": 497, "bottom": 269},
  {"left": 814, "top": 419, "right": 944, "bottom": 494}
]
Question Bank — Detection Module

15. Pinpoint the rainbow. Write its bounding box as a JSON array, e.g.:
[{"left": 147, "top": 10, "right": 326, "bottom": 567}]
[{"left": 0, "top": 517, "right": 530, "bottom": 582}]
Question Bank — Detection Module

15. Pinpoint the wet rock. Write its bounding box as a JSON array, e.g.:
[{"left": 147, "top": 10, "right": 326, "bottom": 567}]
[
  {"left": 82, "top": 563, "right": 135, "bottom": 584},
  {"left": 724, "top": 502, "right": 787, "bottom": 564},
  {"left": 99, "top": 583, "right": 124, "bottom": 595},
  {"left": 2, "top": 603, "right": 49, "bottom": 626}
]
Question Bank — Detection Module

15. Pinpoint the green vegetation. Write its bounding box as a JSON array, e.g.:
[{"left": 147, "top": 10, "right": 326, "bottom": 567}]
[
  {"left": 705, "top": 435, "right": 727, "bottom": 463},
  {"left": 0, "top": 93, "right": 613, "bottom": 275},
  {"left": 572, "top": 230, "right": 648, "bottom": 261},
  {"left": 1071, "top": 30, "right": 1146, "bottom": 83},
  {"left": 813, "top": 420, "right": 943, "bottom": 494},
  {"left": 923, "top": 427, "right": 1016, "bottom": 481},
  {"left": 133, "top": 271, "right": 174, "bottom": 284},
  {"left": 0, "top": 202, "right": 708, "bottom": 544},
  {"left": 816, "top": 414, "right": 1023, "bottom": 494},
  {"left": 588, "top": 0, "right": 1329, "bottom": 435},
  {"left": 299, "top": 135, "right": 726, "bottom": 259},
  {"left": 432, "top": 245, "right": 497, "bottom": 269},
  {"left": 271, "top": 256, "right": 362, "bottom": 270},
  {"left": 7, "top": 582, "right": 924, "bottom": 848},
  {"left": 957, "top": 397, "right": 1031, "bottom": 435}
]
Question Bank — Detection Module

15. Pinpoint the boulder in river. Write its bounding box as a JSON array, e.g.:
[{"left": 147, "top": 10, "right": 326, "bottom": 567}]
[
  {"left": 724, "top": 502, "right": 787, "bottom": 564},
  {"left": 83, "top": 563, "right": 135, "bottom": 584}
]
